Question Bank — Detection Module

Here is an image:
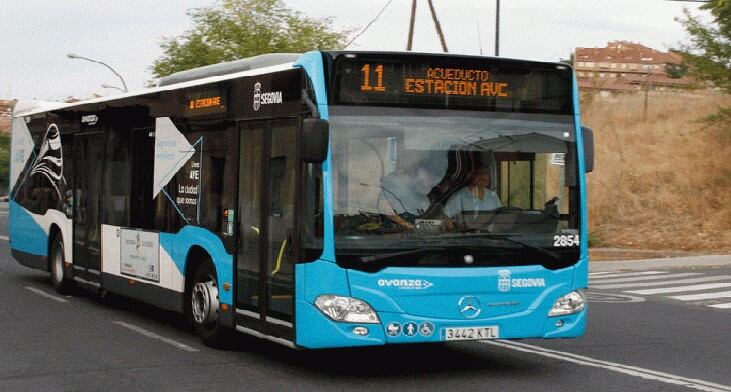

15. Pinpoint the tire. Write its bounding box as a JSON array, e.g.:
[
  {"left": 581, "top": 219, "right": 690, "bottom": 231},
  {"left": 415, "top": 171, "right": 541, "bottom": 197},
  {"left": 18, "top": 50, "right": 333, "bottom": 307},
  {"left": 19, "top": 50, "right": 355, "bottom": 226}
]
[
  {"left": 186, "top": 261, "right": 230, "bottom": 347},
  {"left": 49, "top": 235, "right": 72, "bottom": 294}
]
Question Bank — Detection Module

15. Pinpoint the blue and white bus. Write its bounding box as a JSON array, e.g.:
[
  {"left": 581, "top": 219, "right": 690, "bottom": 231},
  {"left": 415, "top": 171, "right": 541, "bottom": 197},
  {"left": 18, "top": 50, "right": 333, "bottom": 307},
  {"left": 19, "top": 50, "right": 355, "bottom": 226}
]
[{"left": 9, "top": 51, "right": 592, "bottom": 349}]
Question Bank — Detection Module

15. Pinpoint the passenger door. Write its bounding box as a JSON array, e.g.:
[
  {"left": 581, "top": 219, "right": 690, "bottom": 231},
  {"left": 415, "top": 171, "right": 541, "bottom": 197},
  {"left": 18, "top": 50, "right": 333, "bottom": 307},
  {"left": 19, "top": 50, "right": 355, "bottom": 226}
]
[
  {"left": 236, "top": 118, "right": 299, "bottom": 342},
  {"left": 72, "top": 133, "right": 105, "bottom": 283}
]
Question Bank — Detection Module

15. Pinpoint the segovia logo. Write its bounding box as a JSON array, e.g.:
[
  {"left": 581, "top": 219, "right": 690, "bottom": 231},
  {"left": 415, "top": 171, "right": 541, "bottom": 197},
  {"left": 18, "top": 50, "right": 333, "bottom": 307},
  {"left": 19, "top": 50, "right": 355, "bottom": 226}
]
[
  {"left": 497, "top": 269, "right": 546, "bottom": 292},
  {"left": 253, "top": 82, "right": 261, "bottom": 111},
  {"left": 252, "top": 81, "right": 283, "bottom": 112},
  {"left": 498, "top": 269, "right": 511, "bottom": 292}
]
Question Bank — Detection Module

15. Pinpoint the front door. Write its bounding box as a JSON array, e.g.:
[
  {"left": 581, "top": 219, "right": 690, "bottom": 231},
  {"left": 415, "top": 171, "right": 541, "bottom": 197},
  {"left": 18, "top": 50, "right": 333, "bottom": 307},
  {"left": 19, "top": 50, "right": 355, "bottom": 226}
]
[
  {"left": 72, "top": 133, "right": 104, "bottom": 281},
  {"left": 236, "top": 119, "right": 299, "bottom": 341}
]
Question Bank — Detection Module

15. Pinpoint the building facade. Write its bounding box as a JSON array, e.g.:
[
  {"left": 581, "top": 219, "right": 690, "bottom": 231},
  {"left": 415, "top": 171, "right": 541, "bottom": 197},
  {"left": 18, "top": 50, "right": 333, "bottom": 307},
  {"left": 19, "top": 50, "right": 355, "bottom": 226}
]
[{"left": 575, "top": 41, "right": 693, "bottom": 92}]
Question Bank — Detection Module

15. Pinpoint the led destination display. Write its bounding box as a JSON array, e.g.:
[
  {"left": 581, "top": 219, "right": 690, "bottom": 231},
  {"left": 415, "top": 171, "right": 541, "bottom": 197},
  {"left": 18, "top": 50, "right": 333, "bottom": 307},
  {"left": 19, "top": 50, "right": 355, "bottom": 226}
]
[{"left": 334, "top": 55, "right": 573, "bottom": 114}]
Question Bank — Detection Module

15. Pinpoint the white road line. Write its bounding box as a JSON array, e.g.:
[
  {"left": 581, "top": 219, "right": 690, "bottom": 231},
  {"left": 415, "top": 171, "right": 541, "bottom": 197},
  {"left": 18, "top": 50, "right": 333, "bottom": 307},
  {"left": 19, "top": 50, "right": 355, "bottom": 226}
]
[
  {"left": 589, "top": 271, "right": 668, "bottom": 280},
  {"left": 593, "top": 275, "right": 731, "bottom": 290},
  {"left": 0, "top": 235, "right": 9, "bottom": 241},
  {"left": 590, "top": 273, "right": 703, "bottom": 285},
  {"left": 113, "top": 321, "right": 199, "bottom": 352},
  {"left": 670, "top": 291, "right": 731, "bottom": 302},
  {"left": 589, "top": 271, "right": 625, "bottom": 277},
  {"left": 709, "top": 302, "right": 731, "bottom": 309},
  {"left": 482, "top": 340, "right": 731, "bottom": 392},
  {"left": 24, "top": 286, "right": 68, "bottom": 303},
  {"left": 625, "top": 283, "right": 731, "bottom": 295}
]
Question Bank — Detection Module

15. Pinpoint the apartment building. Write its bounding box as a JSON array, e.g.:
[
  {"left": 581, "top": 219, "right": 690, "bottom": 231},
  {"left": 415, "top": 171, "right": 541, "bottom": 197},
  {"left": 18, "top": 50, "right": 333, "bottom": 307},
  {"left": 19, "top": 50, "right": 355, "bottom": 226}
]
[{"left": 575, "top": 41, "right": 693, "bottom": 92}]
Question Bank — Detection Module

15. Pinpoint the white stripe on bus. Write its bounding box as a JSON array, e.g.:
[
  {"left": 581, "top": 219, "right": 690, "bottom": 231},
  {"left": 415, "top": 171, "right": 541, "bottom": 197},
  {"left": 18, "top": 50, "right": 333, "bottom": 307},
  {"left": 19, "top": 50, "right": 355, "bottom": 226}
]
[{"left": 708, "top": 302, "right": 731, "bottom": 309}]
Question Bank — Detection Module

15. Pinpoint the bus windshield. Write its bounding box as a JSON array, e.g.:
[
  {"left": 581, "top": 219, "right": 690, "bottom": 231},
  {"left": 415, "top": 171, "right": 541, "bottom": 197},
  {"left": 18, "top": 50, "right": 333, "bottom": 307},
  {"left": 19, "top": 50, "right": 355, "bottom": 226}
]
[{"left": 328, "top": 107, "right": 580, "bottom": 271}]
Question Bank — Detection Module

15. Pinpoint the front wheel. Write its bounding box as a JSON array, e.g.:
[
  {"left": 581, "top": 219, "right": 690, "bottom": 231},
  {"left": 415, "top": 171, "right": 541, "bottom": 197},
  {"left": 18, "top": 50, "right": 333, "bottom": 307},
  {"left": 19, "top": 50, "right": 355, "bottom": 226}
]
[
  {"left": 186, "top": 262, "right": 230, "bottom": 347},
  {"left": 49, "top": 235, "right": 72, "bottom": 294}
]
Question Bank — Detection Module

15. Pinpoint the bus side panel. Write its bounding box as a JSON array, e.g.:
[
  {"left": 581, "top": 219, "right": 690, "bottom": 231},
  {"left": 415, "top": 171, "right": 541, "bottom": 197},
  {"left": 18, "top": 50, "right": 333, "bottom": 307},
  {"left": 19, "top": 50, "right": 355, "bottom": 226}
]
[
  {"left": 99, "top": 225, "right": 233, "bottom": 316},
  {"left": 159, "top": 225, "right": 234, "bottom": 307},
  {"left": 8, "top": 200, "right": 47, "bottom": 256}
]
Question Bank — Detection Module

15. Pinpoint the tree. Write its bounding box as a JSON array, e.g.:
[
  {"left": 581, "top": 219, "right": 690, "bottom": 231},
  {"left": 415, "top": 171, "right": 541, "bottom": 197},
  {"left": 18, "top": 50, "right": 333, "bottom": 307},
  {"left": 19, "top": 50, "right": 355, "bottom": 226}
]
[
  {"left": 151, "top": 0, "right": 350, "bottom": 78},
  {"left": 678, "top": 0, "right": 731, "bottom": 93}
]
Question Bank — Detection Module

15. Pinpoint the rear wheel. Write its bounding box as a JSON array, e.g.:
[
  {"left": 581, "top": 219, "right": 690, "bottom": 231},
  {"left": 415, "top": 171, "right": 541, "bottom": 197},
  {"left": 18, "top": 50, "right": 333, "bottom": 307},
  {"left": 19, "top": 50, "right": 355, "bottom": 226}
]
[
  {"left": 49, "top": 235, "right": 72, "bottom": 294},
  {"left": 186, "top": 261, "right": 230, "bottom": 347}
]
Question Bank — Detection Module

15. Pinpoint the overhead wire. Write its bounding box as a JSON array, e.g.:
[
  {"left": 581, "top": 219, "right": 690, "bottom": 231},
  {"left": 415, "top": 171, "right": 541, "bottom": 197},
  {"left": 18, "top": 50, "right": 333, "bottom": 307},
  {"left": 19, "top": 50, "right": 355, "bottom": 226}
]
[{"left": 345, "top": 0, "right": 395, "bottom": 48}]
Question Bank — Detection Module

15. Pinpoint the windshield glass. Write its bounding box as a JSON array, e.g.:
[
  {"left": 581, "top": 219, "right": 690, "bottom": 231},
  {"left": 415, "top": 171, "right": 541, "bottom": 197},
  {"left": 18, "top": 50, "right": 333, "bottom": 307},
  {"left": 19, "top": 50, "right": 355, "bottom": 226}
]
[{"left": 327, "top": 106, "right": 580, "bottom": 271}]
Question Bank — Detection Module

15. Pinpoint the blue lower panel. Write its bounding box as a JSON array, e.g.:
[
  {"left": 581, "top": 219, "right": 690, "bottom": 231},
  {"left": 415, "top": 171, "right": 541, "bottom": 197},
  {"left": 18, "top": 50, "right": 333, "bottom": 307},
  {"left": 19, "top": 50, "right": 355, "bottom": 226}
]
[
  {"left": 8, "top": 201, "right": 48, "bottom": 256},
  {"left": 159, "top": 226, "right": 234, "bottom": 305},
  {"left": 295, "top": 301, "right": 585, "bottom": 349}
]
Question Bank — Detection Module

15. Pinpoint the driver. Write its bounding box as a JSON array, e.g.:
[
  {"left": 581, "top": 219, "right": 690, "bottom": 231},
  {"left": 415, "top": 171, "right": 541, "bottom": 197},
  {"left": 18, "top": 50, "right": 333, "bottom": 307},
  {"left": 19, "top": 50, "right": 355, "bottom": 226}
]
[{"left": 442, "top": 165, "right": 501, "bottom": 229}]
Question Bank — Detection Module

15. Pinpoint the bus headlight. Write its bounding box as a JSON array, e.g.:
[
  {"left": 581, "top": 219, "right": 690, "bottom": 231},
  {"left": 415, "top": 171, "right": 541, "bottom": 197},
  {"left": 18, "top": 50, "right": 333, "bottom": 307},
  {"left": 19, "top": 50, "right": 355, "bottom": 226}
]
[
  {"left": 548, "top": 290, "right": 586, "bottom": 317},
  {"left": 315, "top": 295, "right": 380, "bottom": 324}
]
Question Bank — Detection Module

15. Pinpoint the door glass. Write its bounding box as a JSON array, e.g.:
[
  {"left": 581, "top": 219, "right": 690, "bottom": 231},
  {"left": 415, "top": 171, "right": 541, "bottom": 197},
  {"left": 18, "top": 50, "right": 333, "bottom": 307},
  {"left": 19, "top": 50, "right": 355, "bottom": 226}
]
[
  {"left": 73, "top": 134, "right": 103, "bottom": 271},
  {"left": 237, "top": 122, "right": 264, "bottom": 311},
  {"left": 267, "top": 120, "right": 297, "bottom": 321},
  {"left": 73, "top": 137, "right": 88, "bottom": 265},
  {"left": 86, "top": 134, "right": 104, "bottom": 270}
]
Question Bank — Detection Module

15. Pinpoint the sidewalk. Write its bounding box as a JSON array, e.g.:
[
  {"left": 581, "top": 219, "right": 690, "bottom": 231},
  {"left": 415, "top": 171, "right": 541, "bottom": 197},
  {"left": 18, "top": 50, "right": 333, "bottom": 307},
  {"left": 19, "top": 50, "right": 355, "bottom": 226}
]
[{"left": 590, "top": 254, "right": 731, "bottom": 272}]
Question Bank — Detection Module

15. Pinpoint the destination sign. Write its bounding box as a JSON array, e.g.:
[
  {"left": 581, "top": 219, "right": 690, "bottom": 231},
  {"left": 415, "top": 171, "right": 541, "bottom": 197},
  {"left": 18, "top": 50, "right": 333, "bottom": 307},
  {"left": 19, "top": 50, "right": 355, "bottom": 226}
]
[
  {"left": 334, "top": 55, "right": 573, "bottom": 114},
  {"left": 183, "top": 89, "right": 227, "bottom": 117}
]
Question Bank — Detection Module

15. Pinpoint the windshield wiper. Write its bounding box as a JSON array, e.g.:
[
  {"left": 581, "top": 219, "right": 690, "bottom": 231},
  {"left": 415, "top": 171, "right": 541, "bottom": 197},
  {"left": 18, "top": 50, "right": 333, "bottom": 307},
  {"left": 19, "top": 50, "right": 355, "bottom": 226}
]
[
  {"left": 359, "top": 247, "right": 446, "bottom": 263},
  {"left": 433, "top": 233, "right": 562, "bottom": 261}
]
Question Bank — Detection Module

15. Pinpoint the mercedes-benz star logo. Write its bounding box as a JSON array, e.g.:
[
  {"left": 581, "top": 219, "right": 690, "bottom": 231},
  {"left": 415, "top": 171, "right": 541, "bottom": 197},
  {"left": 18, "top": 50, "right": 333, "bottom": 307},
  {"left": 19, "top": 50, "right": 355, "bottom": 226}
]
[{"left": 458, "top": 296, "right": 482, "bottom": 319}]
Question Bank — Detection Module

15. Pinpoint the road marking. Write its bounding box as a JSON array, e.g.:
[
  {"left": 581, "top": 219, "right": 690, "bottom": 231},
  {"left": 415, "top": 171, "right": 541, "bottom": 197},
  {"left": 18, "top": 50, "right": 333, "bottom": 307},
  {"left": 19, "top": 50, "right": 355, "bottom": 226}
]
[
  {"left": 482, "top": 340, "right": 731, "bottom": 392},
  {"left": 586, "top": 291, "right": 645, "bottom": 303},
  {"left": 0, "top": 235, "right": 9, "bottom": 241},
  {"left": 709, "top": 302, "right": 731, "bottom": 309},
  {"left": 625, "top": 283, "right": 731, "bottom": 295},
  {"left": 589, "top": 271, "right": 668, "bottom": 280},
  {"left": 24, "top": 286, "right": 68, "bottom": 303},
  {"left": 593, "top": 275, "right": 731, "bottom": 290},
  {"left": 113, "top": 321, "right": 199, "bottom": 352},
  {"left": 590, "top": 273, "right": 703, "bottom": 285},
  {"left": 670, "top": 291, "right": 731, "bottom": 302}
]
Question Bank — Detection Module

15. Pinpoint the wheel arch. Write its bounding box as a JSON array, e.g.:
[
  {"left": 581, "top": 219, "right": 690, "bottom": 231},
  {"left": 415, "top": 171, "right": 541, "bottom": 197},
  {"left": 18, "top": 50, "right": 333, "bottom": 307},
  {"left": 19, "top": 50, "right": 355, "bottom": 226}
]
[{"left": 184, "top": 245, "right": 214, "bottom": 294}]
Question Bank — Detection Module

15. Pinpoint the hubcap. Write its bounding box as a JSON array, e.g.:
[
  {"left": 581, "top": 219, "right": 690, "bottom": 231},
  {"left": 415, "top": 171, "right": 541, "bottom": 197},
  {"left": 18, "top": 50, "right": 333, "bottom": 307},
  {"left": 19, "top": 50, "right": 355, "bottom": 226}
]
[{"left": 192, "top": 277, "right": 219, "bottom": 325}]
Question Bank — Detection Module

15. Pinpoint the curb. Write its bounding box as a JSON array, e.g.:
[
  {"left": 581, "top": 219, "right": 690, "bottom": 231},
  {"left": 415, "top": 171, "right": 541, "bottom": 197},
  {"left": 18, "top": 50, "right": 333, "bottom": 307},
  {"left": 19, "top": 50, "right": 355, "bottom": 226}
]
[{"left": 590, "top": 254, "right": 731, "bottom": 272}]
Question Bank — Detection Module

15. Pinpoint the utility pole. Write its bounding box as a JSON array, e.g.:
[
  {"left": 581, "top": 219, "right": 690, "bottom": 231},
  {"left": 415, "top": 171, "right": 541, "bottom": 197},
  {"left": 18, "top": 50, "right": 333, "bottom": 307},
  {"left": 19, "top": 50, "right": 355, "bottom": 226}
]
[
  {"left": 426, "top": 0, "right": 448, "bottom": 52},
  {"left": 407, "top": 0, "right": 417, "bottom": 51},
  {"left": 495, "top": 0, "right": 500, "bottom": 56}
]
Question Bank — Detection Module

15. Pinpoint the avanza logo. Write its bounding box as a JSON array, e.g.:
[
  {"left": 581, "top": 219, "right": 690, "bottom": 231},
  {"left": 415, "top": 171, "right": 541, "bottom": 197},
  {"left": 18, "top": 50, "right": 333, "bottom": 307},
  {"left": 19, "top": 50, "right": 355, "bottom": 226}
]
[{"left": 377, "top": 279, "right": 433, "bottom": 290}]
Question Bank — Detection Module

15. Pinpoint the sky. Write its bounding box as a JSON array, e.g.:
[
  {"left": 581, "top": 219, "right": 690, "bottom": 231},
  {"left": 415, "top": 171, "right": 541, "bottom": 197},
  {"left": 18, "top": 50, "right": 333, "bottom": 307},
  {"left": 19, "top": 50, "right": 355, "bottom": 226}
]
[{"left": 0, "top": 0, "right": 709, "bottom": 102}]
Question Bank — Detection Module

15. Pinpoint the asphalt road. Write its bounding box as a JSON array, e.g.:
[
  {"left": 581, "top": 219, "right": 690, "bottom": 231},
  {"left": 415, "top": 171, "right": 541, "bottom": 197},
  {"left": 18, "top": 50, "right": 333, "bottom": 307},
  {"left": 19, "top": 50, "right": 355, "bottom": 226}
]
[{"left": 1, "top": 203, "right": 730, "bottom": 392}]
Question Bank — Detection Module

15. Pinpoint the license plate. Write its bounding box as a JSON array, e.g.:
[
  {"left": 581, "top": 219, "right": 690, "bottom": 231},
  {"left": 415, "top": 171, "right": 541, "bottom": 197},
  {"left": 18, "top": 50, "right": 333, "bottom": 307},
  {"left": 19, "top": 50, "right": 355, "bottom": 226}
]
[{"left": 443, "top": 326, "right": 499, "bottom": 341}]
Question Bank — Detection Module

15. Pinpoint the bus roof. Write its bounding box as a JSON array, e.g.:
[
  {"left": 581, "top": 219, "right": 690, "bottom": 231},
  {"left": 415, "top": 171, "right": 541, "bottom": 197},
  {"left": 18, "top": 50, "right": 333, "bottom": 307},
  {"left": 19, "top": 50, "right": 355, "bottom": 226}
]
[{"left": 14, "top": 60, "right": 298, "bottom": 118}]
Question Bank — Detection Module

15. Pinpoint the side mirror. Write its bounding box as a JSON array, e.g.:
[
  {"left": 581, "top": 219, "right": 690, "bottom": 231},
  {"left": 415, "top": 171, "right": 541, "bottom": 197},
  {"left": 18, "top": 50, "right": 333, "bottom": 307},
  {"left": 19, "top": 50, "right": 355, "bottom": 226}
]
[
  {"left": 581, "top": 126, "right": 594, "bottom": 173},
  {"left": 302, "top": 118, "right": 329, "bottom": 163}
]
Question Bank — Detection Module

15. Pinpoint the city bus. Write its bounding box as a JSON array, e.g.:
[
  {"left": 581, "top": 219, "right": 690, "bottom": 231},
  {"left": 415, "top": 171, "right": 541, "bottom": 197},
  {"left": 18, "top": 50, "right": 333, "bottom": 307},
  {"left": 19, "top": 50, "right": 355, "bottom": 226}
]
[{"left": 9, "top": 51, "right": 593, "bottom": 349}]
